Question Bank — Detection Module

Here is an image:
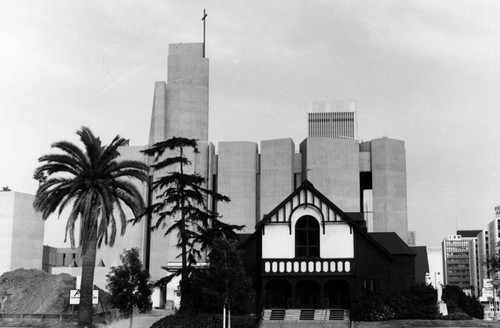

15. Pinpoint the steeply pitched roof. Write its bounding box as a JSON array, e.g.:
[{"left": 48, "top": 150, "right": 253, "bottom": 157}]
[
  {"left": 369, "top": 232, "right": 416, "bottom": 256},
  {"left": 256, "top": 180, "right": 359, "bottom": 229},
  {"left": 254, "top": 180, "right": 394, "bottom": 259}
]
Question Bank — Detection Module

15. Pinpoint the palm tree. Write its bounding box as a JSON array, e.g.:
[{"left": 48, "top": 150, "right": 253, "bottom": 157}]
[{"left": 33, "top": 127, "right": 149, "bottom": 328}]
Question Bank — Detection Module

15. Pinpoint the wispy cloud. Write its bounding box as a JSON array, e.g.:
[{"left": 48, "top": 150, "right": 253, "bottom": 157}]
[{"left": 96, "top": 58, "right": 163, "bottom": 99}]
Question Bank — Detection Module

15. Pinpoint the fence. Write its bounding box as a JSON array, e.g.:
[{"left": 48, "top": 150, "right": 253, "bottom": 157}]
[{"left": 0, "top": 309, "right": 120, "bottom": 326}]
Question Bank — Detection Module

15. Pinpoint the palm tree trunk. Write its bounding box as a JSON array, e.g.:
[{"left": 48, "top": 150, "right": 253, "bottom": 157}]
[{"left": 78, "top": 226, "right": 98, "bottom": 327}]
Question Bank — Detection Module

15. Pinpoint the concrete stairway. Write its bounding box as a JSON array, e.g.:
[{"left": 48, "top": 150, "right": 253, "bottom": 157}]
[{"left": 260, "top": 309, "right": 350, "bottom": 328}]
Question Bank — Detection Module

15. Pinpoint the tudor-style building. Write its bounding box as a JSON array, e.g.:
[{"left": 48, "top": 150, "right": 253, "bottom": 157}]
[{"left": 240, "top": 180, "right": 416, "bottom": 310}]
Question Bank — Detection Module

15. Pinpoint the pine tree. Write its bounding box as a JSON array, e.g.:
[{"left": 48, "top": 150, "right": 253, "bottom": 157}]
[{"left": 139, "top": 137, "right": 242, "bottom": 311}]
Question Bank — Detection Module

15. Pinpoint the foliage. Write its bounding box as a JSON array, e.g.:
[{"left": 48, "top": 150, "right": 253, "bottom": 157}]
[
  {"left": 442, "top": 285, "right": 484, "bottom": 319},
  {"left": 150, "top": 312, "right": 259, "bottom": 328},
  {"left": 33, "top": 127, "right": 148, "bottom": 327},
  {"left": 389, "top": 284, "right": 438, "bottom": 319},
  {"left": 351, "top": 289, "right": 396, "bottom": 321},
  {"left": 351, "top": 284, "right": 438, "bottom": 321},
  {"left": 137, "top": 137, "right": 242, "bottom": 311},
  {"left": 106, "top": 248, "right": 152, "bottom": 315},
  {"left": 189, "top": 238, "right": 255, "bottom": 314},
  {"left": 441, "top": 312, "right": 472, "bottom": 320}
]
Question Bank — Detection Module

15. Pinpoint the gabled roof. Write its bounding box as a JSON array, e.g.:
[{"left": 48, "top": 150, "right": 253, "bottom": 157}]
[
  {"left": 256, "top": 180, "right": 361, "bottom": 230},
  {"left": 255, "top": 180, "right": 395, "bottom": 259}
]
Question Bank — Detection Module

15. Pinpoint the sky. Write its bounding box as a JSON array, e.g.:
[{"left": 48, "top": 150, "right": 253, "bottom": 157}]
[{"left": 1, "top": 0, "right": 499, "bottom": 247}]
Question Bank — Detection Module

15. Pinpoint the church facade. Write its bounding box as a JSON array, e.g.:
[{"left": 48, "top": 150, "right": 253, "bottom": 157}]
[{"left": 240, "top": 180, "right": 415, "bottom": 310}]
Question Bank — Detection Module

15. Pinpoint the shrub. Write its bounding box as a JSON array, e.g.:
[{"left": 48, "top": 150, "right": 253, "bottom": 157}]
[
  {"left": 460, "top": 294, "right": 484, "bottom": 319},
  {"left": 441, "top": 312, "right": 471, "bottom": 320},
  {"left": 351, "top": 284, "right": 438, "bottom": 321},
  {"left": 388, "top": 284, "right": 438, "bottom": 320},
  {"left": 441, "top": 285, "right": 484, "bottom": 319},
  {"left": 351, "top": 289, "right": 395, "bottom": 321}
]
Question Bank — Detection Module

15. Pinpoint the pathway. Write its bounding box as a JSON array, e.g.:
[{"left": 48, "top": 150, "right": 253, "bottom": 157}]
[{"left": 97, "top": 309, "right": 173, "bottom": 328}]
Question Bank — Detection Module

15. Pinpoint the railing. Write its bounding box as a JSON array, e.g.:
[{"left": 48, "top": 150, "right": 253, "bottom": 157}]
[
  {"left": 0, "top": 309, "right": 119, "bottom": 325},
  {"left": 262, "top": 258, "right": 354, "bottom": 275}
]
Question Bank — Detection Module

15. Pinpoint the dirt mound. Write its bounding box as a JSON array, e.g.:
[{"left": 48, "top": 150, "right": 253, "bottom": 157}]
[{"left": 0, "top": 268, "right": 75, "bottom": 314}]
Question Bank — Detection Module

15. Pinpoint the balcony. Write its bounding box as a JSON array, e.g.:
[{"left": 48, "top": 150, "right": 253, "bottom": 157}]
[{"left": 262, "top": 258, "right": 354, "bottom": 275}]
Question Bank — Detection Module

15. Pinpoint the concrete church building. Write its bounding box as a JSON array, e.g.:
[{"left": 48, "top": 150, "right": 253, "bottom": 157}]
[
  {"left": 45, "top": 42, "right": 412, "bottom": 310},
  {"left": 0, "top": 190, "right": 44, "bottom": 275}
]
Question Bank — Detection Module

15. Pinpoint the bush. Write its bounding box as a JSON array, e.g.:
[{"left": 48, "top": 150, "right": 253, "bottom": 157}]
[
  {"left": 150, "top": 312, "right": 259, "bottom": 328},
  {"left": 461, "top": 294, "right": 484, "bottom": 319},
  {"left": 441, "top": 285, "right": 484, "bottom": 319},
  {"left": 351, "top": 289, "right": 396, "bottom": 321},
  {"left": 351, "top": 284, "right": 438, "bottom": 321},
  {"left": 441, "top": 312, "right": 471, "bottom": 320},
  {"left": 389, "top": 285, "right": 438, "bottom": 320}
]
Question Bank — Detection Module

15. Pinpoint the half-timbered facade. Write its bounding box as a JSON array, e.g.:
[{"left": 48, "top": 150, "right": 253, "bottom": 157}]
[{"left": 240, "top": 180, "right": 415, "bottom": 310}]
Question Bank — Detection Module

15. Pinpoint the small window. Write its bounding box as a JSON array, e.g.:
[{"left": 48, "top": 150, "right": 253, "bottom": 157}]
[{"left": 363, "top": 279, "right": 379, "bottom": 291}]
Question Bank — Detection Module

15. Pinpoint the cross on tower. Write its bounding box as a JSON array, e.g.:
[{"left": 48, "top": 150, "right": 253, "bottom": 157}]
[{"left": 202, "top": 9, "right": 207, "bottom": 58}]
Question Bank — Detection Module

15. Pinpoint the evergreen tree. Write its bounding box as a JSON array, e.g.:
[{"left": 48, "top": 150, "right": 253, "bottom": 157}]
[
  {"left": 106, "top": 248, "right": 152, "bottom": 328},
  {"left": 139, "top": 137, "right": 242, "bottom": 311},
  {"left": 197, "top": 238, "right": 255, "bottom": 314}
]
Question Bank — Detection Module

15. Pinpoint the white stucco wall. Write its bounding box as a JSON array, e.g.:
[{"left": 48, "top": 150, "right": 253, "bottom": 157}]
[
  {"left": 321, "top": 224, "right": 354, "bottom": 258},
  {"left": 262, "top": 205, "right": 354, "bottom": 259},
  {"left": 262, "top": 224, "right": 295, "bottom": 258}
]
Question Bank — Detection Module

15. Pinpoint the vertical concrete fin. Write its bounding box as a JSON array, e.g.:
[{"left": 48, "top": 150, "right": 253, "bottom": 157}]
[{"left": 148, "top": 81, "right": 167, "bottom": 146}]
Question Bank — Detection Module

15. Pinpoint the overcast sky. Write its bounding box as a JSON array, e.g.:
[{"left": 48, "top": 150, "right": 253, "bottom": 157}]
[{"left": 1, "top": 1, "right": 499, "bottom": 247}]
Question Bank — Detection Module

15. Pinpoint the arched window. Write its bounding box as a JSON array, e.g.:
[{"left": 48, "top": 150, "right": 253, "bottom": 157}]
[{"left": 295, "top": 215, "right": 320, "bottom": 257}]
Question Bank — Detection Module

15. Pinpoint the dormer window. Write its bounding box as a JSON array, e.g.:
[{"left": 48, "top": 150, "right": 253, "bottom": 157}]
[{"left": 295, "top": 215, "right": 320, "bottom": 258}]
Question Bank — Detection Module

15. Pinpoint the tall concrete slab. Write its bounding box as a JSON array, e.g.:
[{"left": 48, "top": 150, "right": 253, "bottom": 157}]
[
  {"left": 148, "top": 82, "right": 168, "bottom": 145},
  {"left": 260, "top": 138, "right": 295, "bottom": 218},
  {"left": 145, "top": 43, "right": 210, "bottom": 280},
  {"left": 96, "top": 146, "right": 149, "bottom": 270},
  {"left": 0, "top": 192, "right": 15, "bottom": 274},
  {"left": 165, "top": 43, "right": 208, "bottom": 141},
  {"left": 371, "top": 137, "right": 408, "bottom": 241},
  {"left": 149, "top": 43, "right": 208, "bottom": 145},
  {"left": 0, "top": 191, "right": 44, "bottom": 275},
  {"left": 300, "top": 137, "right": 360, "bottom": 212},
  {"left": 217, "top": 142, "right": 258, "bottom": 233}
]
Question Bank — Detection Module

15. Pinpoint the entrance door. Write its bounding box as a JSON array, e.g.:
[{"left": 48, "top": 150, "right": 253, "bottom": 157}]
[
  {"left": 295, "top": 280, "right": 320, "bottom": 308},
  {"left": 265, "top": 280, "right": 292, "bottom": 308}
]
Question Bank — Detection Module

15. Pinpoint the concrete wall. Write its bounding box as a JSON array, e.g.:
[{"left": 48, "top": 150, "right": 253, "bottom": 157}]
[
  {"left": 145, "top": 43, "right": 210, "bottom": 280},
  {"left": 371, "top": 137, "right": 408, "bottom": 241},
  {"left": 96, "top": 146, "right": 149, "bottom": 271},
  {"left": 0, "top": 192, "right": 15, "bottom": 274},
  {"left": 148, "top": 82, "right": 167, "bottom": 145},
  {"left": 165, "top": 43, "right": 209, "bottom": 141},
  {"left": 0, "top": 191, "right": 44, "bottom": 275},
  {"left": 300, "top": 138, "right": 360, "bottom": 212},
  {"left": 260, "top": 138, "right": 295, "bottom": 218},
  {"left": 51, "top": 267, "right": 109, "bottom": 291},
  {"left": 217, "top": 141, "right": 258, "bottom": 233}
]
